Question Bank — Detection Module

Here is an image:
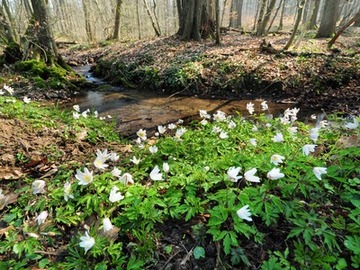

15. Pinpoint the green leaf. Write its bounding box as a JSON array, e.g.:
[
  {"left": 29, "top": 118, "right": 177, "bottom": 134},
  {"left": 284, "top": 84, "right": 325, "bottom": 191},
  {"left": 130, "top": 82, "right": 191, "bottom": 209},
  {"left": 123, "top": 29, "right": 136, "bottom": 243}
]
[
  {"left": 223, "top": 234, "right": 231, "bottom": 255},
  {"left": 3, "top": 213, "right": 17, "bottom": 223},
  {"left": 344, "top": 236, "right": 360, "bottom": 255},
  {"left": 193, "top": 246, "right": 205, "bottom": 259},
  {"left": 164, "top": 245, "right": 173, "bottom": 254},
  {"left": 39, "top": 259, "right": 50, "bottom": 268},
  {"left": 261, "top": 257, "right": 283, "bottom": 270},
  {"left": 335, "top": 258, "right": 348, "bottom": 270}
]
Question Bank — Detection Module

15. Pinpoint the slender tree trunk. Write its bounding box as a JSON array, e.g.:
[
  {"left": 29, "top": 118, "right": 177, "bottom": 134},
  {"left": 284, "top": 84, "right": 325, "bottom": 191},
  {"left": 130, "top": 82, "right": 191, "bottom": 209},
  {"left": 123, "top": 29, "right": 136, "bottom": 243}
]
[
  {"left": 136, "top": 0, "right": 142, "bottom": 39},
  {"left": 143, "top": 0, "right": 161, "bottom": 36},
  {"left": 258, "top": 0, "right": 277, "bottom": 35},
  {"left": 267, "top": 0, "right": 283, "bottom": 33},
  {"left": 315, "top": 0, "right": 340, "bottom": 38},
  {"left": 113, "top": 0, "right": 123, "bottom": 40},
  {"left": 278, "top": 0, "right": 286, "bottom": 30},
  {"left": 302, "top": 0, "right": 311, "bottom": 23},
  {"left": 152, "top": 0, "right": 162, "bottom": 35},
  {"left": 253, "top": 0, "right": 260, "bottom": 31},
  {"left": 255, "top": 0, "right": 267, "bottom": 36},
  {"left": 294, "top": 0, "right": 314, "bottom": 48},
  {"left": 215, "top": 0, "right": 221, "bottom": 45},
  {"left": 308, "top": 0, "right": 321, "bottom": 29},
  {"left": 283, "top": 0, "right": 305, "bottom": 50},
  {"left": 328, "top": 10, "right": 360, "bottom": 48}
]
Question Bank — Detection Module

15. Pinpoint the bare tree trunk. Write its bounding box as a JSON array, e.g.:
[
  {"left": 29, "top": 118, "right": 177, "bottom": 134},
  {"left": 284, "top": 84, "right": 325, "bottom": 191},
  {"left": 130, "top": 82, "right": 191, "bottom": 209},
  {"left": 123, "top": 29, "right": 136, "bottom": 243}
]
[
  {"left": 283, "top": 0, "right": 305, "bottom": 50},
  {"left": 113, "top": 0, "right": 123, "bottom": 40},
  {"left": 82, "top": 0, "right": 94, "bottom": 42},
  {"left": 252, "top": 0, "right": 263, "bottom": 32},
  {"left": 278, "top": 0, "right": 286, "bottom": 30},
  {"left": 152, "top": 0, "right": 162, "bottom": 35},
  {"left": 294, "top": 0, "right": 314, "bottom": 48},
  {"left": 30, "top": 0, "right": 59, "bottom": 64},
  {"left": 53, "top": 0, "right": 67, "bottom": 35},
  {"left": 220, "top": 0, "right": 228, "bottom": 27},
  {"left": 177, "top": 0, "right": 213, "bottom": 41},
  {"left": 302, "top": 0, "right": 311, "bottom": 23},
  {"left": 328, "top": 10, "right": 360, "bottom": 48},
  {"left": 136, "top": 0, "right": 142, "bottom": 39},
  {"left": 230, "top": 0, "right": 244, "bottom": 28},
  {"left": 3, "top": 0, "right": 19, "bottom": 42},
  {"left": 308, "top": 0, "right": 321, "bottom": 29},
  {"left": 267, "top": 0, "right": 283, "bottom": 33},
  {"left": 143, "top": 0, "right": 161, "bottom": 36},
  {"left": 0, "top": 2, "right": 16, "bottom": 43},
  {"left": 315, "top": 0, "right": 340, "bottom": 38},
  {"left": 215, "top": 0, "right": 221, "bottom": 45},
  {"left": 255, "top": 0, "right": 267, "bottom": 36}
]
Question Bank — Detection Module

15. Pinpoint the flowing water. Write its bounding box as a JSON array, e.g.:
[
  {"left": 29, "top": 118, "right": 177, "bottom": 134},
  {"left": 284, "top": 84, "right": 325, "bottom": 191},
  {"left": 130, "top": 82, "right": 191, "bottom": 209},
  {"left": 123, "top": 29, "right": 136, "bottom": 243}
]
[{"left": 67, "top": 66, "right": 314, "bottom": 136}]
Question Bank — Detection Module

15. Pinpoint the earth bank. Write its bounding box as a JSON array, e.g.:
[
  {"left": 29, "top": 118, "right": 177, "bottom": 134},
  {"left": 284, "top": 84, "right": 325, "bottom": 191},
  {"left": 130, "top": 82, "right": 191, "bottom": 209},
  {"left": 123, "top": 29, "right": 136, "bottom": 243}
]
[{"left": 69, "top": 32, "right": 360, "bottom": 115}]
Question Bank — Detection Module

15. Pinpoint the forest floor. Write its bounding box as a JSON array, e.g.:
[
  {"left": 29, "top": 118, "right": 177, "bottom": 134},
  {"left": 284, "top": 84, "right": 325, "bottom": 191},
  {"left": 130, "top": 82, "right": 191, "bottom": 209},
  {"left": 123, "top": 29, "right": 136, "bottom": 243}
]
[
  {"left": 1, "top": 29, "right": 360, "bottom": 269},
  {"left": 62, "top": 28, "right": 360, "bottom": 115}
]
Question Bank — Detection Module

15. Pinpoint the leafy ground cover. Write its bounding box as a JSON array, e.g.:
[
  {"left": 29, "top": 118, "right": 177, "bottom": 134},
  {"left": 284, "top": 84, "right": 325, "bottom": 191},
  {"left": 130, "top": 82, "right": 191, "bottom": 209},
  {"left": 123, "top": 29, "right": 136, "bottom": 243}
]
[{"left": 1, "top": 86, "right": 359, "bottom": 269}]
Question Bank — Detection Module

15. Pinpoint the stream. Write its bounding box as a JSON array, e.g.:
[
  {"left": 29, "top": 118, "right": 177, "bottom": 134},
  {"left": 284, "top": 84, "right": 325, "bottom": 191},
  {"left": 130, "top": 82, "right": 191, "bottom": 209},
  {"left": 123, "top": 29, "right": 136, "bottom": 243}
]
[{"left": 67, "top": 66, "right": 314, "bottom": 136}]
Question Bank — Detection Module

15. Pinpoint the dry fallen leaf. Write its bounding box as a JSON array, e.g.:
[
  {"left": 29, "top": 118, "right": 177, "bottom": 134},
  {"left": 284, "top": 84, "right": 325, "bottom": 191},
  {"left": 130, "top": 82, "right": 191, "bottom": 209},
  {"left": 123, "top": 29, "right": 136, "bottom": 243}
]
[
  {"left": 76, "top": 130, "right": 88, "bottom": 141},
  {"left": 0, "top": 192, "right": 18, "bottom": 210},
  {"left": 0, "top": 225, "right": 15, "bottom": 237},
  {"left": 336, "top": 135, "right": 359, "bottom": 148},
  {"left": 0, "top": 168, "right": 24, "bottom": 180}
]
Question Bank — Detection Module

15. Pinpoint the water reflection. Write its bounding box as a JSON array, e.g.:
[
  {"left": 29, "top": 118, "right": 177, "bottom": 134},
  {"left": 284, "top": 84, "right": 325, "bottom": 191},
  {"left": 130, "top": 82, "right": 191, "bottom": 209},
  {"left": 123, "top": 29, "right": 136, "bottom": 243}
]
[{"left": 69, "top": 66, "right": 315, "bottom": 136}]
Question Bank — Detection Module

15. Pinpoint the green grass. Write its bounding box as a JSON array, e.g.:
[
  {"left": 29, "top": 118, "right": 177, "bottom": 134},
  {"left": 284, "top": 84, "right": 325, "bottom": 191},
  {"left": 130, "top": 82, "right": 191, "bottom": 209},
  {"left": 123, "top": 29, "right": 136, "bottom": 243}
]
[{"left": 0, "top": 95, "right": 359, "bottom": 269}]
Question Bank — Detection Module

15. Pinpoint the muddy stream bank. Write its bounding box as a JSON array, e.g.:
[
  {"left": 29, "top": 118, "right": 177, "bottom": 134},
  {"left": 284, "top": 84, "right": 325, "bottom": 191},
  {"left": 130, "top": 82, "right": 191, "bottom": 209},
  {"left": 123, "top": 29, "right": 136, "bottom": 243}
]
[{"left": 67, "top": 66, "right": 317, "bottom": 137}]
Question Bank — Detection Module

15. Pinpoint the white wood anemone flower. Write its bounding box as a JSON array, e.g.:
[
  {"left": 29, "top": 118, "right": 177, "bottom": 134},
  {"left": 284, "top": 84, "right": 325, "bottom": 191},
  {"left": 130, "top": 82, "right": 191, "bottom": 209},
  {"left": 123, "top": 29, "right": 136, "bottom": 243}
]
[
  {"left": 64, "top": 181, "right": 74, "bottom": 201},
  {"left": 227, "top": 167, "right": 242, "bottom": 183},
  {"left": 163, "top": 162, "right": 170, "bottom": 173},
  {"left": 109, "top": 186, "right": 124, "bottom": 202},
  {"left": 270, "top": 154, "right": 285, "bottom": 166},
  {"left": 102, "top": 218, "right": 113, "bottom": 232},
  {"left": 79, "top": 231, "right": 95, "bottom": 254},
  {"left": 267, "top": 168, "right": 285, "bottom": 180},
  {"left": 94, "top": 157, "right": 109, "bottom": 170},
  {"left": 149, "top": 145, "right": 158, "bottom": 154},
  {"left": 344, "top": 118, "right": 359, "bottom": 129},
  {"left": 119, "top": 173, "right": 134, "bottom": 185},
  {"left": 272, "top": 132, "right": 284, "bottom": 143},
  {"left": 150, "top": 165, "right": 163, "bottom": 181},
  {"left": 246, "top": 102, "right": 255, "bottom": 115},
  {"left": 75, "top": 168, "right": 94, "bottom": 185},
  {"left": 313, "top": 167, "right": 327, "bottom": 180},
  {"left": 136, "top": 129, "right": 147, "bottom": 141},
  {"left": 236, "top": 205, "right": 252, "bottom": 222},
  {"left": 261, "top": 101, "right": 268, "bottom": 111},
  {"left": 244, "top": 168, "right": 260, "bottom": 183},
  {"left": 302, "top": 144, "right": 317, "bottom": 156},
  {"left": 35, "top": 211, "right": 48, "bottom": 225}
]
